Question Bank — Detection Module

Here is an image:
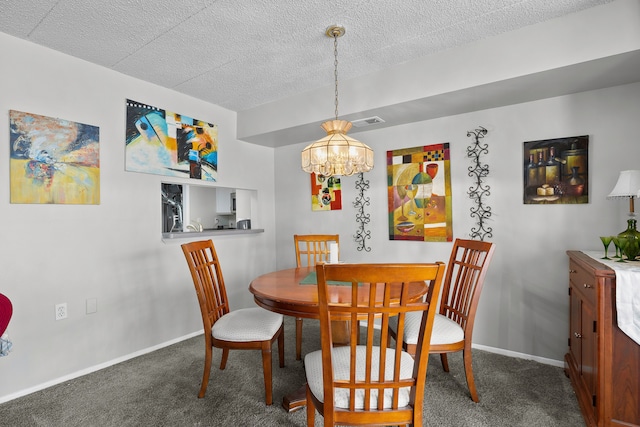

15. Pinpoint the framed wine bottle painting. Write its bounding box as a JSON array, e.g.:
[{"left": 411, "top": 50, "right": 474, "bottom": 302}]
[{"left": 523, "top": 135, "right": 589, "bottom": 204}]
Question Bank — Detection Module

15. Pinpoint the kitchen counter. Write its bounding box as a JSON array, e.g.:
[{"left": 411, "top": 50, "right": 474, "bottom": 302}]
[{"left": 162, "top": 228, "right": 264, "bottom": 240}]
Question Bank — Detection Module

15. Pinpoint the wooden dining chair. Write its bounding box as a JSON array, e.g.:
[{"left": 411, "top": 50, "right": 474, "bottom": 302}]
[
  {"left": 305, "top": 262, "right": 446, "bottom": 427},
  {"left": 389, "top": 238, "right": 496, "bottom": 402},
  {"left": 293, "top": 234, "right": 339, "bottom": 360},
  {"left": 181, "top": 240, "right": 285, "bottom": 405}
]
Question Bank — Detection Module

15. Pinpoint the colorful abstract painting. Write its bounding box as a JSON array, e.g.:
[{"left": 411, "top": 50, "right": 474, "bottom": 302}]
[
  {"left": 387, "top": 143, "right": 452, "bottom": 242},
  {"left": 311, "top": 173, "right": 342, "bottom": 211},
  {"left": 10, "top": 110, "right": 100, "bottom": 204},
  {"left": 125, "top": 99, "right": 218, "bottom": 181}
]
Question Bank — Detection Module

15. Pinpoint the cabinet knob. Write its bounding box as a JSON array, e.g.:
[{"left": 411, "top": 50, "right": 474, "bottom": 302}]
[
  {"left": 583, "top": 283, "right": 592, "bottom": 289},
  {"left": 574, "top": 332, "right": 582, "bottom": 338},
  {"left": 569, "top": 269, "right": 577, "bottom": 273}
]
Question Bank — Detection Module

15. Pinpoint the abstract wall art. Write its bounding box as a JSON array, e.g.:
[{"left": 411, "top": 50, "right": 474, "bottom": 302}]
[
  {"left": 387, "top": 143, "right": 452, "bottom": 242},
  {"left": 310, "top": 172, "right": 342, "bottom": 211},
  {"left": 10, "top": 110, "right": 100, "bottom": 204},
  {"left": 125, "top": 99, "right": 218, "bottom": 181}
]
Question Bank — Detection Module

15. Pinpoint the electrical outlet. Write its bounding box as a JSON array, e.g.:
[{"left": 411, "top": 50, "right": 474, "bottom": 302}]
[{"left": 55, "top": 303, "right": 67, "bottom": 320}]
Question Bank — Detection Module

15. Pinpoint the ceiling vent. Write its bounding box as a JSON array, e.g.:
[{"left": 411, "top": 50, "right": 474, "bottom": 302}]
[{"left": 351, "top": 116, "right": 385, "bottom": 128}]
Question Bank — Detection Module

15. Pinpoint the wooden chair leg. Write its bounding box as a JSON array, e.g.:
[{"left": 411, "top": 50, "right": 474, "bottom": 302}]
[
  {"left": 261, "top": 343, "right": 273, "bottom": 405},
  {"left": 198, "top": 343, "right": 213, "bottom": 398},
  {"left": 440, "top": 353, "right": 450, "bottom": 372},
  {"left": 305, "top": 385, "right": 315, "bottom": 427},
  {"left": 219, "top": 348, "right": 229, "bottom": 370},
  {"left": 463, "top": 348, "right": 479, "bottom": 402},
  {"left": 277, "top": 325, "right": 285, "bottom": 368},
  {"left": 296, "top": 317, "right": 303, "bottom": 360},
  {"left": 406, "top": 343, "right": 417, "bottom": 357}
]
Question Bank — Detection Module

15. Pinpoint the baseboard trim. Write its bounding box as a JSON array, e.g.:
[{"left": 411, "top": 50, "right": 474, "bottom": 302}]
[
  {"left": 0, "top": 330, "right": 202, "bottom": 404},
  {"left": 472, "top": 343, "right": 565, "bottom": 368}
]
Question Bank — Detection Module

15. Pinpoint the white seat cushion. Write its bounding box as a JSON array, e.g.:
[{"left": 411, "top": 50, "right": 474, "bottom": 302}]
[
  {"left": 389, "top": 313, "right": 464, "bottom": 346},
  {"left": 212, "top": 308, "right": 283, "bottom": 342},
  {"left": 304, "top": 345, "right": 414, "bottom": 409}
]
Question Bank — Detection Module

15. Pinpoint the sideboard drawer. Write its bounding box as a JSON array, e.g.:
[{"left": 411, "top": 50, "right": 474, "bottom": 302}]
[{"left": 569, "top": 259, "right": 596, "bottom": 306}]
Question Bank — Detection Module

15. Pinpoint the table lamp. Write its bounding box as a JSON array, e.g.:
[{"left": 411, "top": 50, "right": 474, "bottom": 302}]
[{"left": 607, "top": 170, "right": 640, "bottom": 260}]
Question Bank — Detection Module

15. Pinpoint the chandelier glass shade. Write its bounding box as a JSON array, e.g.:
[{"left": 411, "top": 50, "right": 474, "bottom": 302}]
[
  {"left": 301, "top": 120, "right": 374, "bottom": 177},
  {"left": 301, "top": 25, "right": 374, "bottom": 177}
]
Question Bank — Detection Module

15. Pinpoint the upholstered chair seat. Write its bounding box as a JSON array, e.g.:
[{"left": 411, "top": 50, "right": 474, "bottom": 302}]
[
  {"left": 390, "top": 313, "right": 464, "bottom": 346},
  {"left": 305, "top": 346, "right": 415, "bottom": 409},
  {"left": 212, "top": 308, "right": 283, "bottom": 342}
]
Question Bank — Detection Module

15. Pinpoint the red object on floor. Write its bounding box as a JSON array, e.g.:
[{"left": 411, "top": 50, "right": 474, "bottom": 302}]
[{"left": 0, "top": 293, "right": 12, "bottom": 336}]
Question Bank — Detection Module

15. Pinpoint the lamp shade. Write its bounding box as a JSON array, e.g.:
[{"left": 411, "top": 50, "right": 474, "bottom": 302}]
[
  {"left": 301, "top": 120, "right": 374, "bottom": 177},
  {"left": 607, "top": 170, "right": 640, "bottom": 199}
]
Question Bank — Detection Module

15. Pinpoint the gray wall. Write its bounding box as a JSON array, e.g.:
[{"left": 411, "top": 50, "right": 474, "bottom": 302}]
[
  {"left": 274, "top": 81, "right": 640, "bottom": 364},
  {"left": 0, "top": 32, "right": 277, "bottom": 402}
]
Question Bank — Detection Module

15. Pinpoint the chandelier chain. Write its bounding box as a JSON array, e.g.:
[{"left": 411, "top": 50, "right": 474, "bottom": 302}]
[{"left": 333, "top": 32, "right": 339, "bottom": 120}]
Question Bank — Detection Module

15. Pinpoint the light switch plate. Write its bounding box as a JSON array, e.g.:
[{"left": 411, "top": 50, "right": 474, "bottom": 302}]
[{"left": 86, "top": 298, "right": 97, "bottom": 314}]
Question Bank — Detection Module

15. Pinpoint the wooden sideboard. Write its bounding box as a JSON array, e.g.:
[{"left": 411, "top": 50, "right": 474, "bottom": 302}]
[{"left": 565, "top": 251, "right": 640, "bottom": 427}]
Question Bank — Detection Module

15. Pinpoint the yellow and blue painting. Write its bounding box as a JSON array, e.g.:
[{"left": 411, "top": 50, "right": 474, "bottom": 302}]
[
  {"left": 125, "top": 99, "right": 218, "bottom": 181},
  {"left": 10, "top": 110, "right": 100, "bottom": 204}
]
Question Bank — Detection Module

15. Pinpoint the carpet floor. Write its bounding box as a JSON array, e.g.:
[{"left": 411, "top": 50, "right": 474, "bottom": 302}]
[{"left": 0, "top": 316, "right": 584, "bottom": 426}]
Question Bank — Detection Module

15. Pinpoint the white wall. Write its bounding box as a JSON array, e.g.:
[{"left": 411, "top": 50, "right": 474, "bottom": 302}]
[
  {"left": 0, "top": 32, "right": 276, "bottom": 402},
  {"left": 274, "top": 81, "right": 640, "bottom": 363}
]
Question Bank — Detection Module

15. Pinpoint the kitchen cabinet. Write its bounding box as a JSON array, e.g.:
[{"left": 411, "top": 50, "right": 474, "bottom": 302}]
[
  {"left": 565, "top": 251, "right": 640, "bottom": 427},
  {"left": 216, "top": 187, "right": 235, "bottom": 214}
]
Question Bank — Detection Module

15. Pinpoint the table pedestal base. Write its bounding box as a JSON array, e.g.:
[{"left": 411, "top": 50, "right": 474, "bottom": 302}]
[{"left": 282, "top": 385, "right": 307, "bottom": 412}]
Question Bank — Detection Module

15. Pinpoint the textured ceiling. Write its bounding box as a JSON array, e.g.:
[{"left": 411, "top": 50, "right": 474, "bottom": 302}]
[{"left": 0, "top": 0, "right": 615, "bottom": 113}]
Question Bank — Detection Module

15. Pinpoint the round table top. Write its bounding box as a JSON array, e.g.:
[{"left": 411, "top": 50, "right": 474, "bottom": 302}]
[{"left": 249, "top": 266, "right": 430, "bottom": 319}]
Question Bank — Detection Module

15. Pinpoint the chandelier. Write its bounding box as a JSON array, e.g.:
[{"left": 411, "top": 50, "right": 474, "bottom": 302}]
[{"left": 301, "top": 25, "right": 374, "bottom": 177}]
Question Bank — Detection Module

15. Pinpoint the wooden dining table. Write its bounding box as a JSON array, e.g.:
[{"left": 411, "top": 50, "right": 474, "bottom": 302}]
[{"left": 249, "top": 265, "right": 431, "bottom": 411}]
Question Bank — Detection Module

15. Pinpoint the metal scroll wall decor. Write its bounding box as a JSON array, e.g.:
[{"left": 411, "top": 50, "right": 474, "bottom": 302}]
[
  {"left": 353, "top": 172, "right": 372, "bottom": 251},
  {"left": 466, "top": 127, "right": 492, "bottom": 241}
]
